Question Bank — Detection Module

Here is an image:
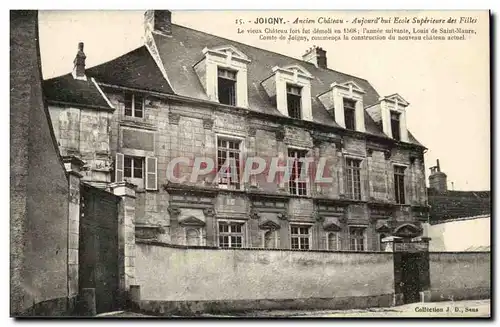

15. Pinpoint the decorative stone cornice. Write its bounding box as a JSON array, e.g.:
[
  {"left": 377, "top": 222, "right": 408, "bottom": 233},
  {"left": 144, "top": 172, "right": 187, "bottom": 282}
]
[
  {"left": 275, "top": 128, "right": 285, "bottom": 141},
  {"left": 167, "top": 205, "right": 181, "bottom": 218},
  {"left": 277, "top": 212, "right": 288, "bottom": 221},
  {"left": 250, "top": 209, "right": 260, "bottom": 220},
  {"left": 203, "top": 207, "right": 215, "bottom": 217},
  {"left": 202, "top": 118, "right": 214, "bottom": 130},
  {"left": 169, "top": 112, "right": 181, "bottom": 125}
]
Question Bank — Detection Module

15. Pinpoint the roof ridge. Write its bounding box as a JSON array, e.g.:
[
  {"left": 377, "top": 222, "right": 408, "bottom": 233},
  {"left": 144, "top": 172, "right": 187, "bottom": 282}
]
[{"left": 170, "top": 23, "right": 373, "bottom": 84}]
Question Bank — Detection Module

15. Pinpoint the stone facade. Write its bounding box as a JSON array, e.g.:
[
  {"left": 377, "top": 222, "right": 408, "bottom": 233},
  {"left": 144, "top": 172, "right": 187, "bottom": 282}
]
[
  {"left": 45, "top": 10, "right": 429, "bottom": 253},
  {"left": 49, "top": 88, "right": 428, "bottom": 251}
]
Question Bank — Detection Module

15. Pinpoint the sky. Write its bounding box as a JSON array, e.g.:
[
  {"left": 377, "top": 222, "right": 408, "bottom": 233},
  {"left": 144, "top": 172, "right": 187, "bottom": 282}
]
[{"left": 37, "top": 10, "right": 490, "bottom": 191}]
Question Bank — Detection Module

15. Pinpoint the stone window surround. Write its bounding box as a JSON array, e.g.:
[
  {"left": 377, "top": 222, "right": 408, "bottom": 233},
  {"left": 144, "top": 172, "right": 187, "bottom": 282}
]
[
  {"left": 184, "top": 226, "right": 206, "bottom": 246},
  {"left": 289, "top": 221, "right": 313, "bottom": 250},
  {"left": 201, "top": 45, "right": 250, "bottom": 108},
  {"left": 215, "top": 132, "right": 246, "bottom": 190},
  {"left": 379, "top": 94, "right": 409, "bottom": 142},
  {"left": 348, "top": 225, "right": 368, "bottom": 252},
  {"left": 393, "top": 162, "right": 409, "bottom": 205},
  {"left": 326, "top": 231, "right": 340, "bottom": 251},
  {"left": 124, "top": 92, "right": 145, "bottom": 118},
  {"left": 216, "top": 218, "right": 248, "bottom": 248},
  {"left": 272, "top": 65, "right": 314, "bottom": 122},
  {"left": 286, "top": 145, "right": 311, "bottom": 197},
  {"left": 329, "top": 81, "right": 366, "bottom": 133},
  {"left": 343, "top": 152, "right": 365, "bottom": 201},
  {"left": 260, "top": 229, "right": 280, "bottom": 249}
]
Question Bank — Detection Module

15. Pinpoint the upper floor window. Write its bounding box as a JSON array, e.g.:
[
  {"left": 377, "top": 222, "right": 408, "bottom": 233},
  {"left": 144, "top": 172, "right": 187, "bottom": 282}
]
[
  {"left": 218, "top": 221, "right": 244, "bottom": 248},
  {"left": 291, "top": 225, "right": 310, "bottom": 250},
  {"left": 391, "top": 111, "right": 401, "bottom": 141},
  {"left": 287, "top": 84, "right": 302, "bottom": 119},
  {"left": 124, "top": 93, "right": 144, "bottom": 118},
  {"left": 288, "top": 148, "right": 308, "bottom": 196},
  {"left": 124, "top": 156, "right": 143, "bottom": 179},
  {"left": 218, "top": 68, "right": 237, "bottom": 106},
  {"left": 115, "top": 153, "right": 157, "bottom": 190},
  {"left": 394, "top": 165, "right": 406, "bottom": 204},
  {"left": 343, "top": 98, "right": 356, "bottom": 130},
  {"left": 345, "top": 158, "right": 362, "bottom": 200},
  {"left": 217, "top": 138, "right": 241, "bottom": 189},
  {"left": 349, "top": 227, "right": 366, "bottom": 251}
]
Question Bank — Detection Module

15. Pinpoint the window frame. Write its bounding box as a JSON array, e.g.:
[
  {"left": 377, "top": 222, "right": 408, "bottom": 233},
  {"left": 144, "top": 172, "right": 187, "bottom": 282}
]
[
  {"left": 286, "top": 84, "right": 302, "bottom": 119},
  {"left": 216, "top": 135, "right": 243, "bottom": 190},
  {"left": 349, "top": 226, "right": 367, "bottom": 252},
  {"left": 290, "top": 224, "right": 312, "bottom": 250},
  {"left": 390, "top": 110, "right": 401, "bottom": 141},
  {"left": 124, "top": 93, "right": 145, "bottom": 118},
  {"left": 287, "top": 147, "right": 309, "bottom": 196},
  {"left": 394, "top": 165, "right": 406, "bottom": 204},
  {"left": 217, "top": 67, "right": 238, "bottom": 106},
  {"left": 326, "top": 232, "right": 340, "bottom": 251},
  {"left": 343, "top": 98, "right": 357, "bottom": 130},
  {"left": 217, "top": 220, "right": 245, "bottom": 248},
  {"left": 345, "top": 157, "right": 362, "bottom": 200}
]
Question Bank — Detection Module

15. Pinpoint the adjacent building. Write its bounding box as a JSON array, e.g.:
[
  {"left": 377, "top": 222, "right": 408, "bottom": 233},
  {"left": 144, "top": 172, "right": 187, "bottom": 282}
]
[{"left": 43, "top": 10, "right": 429, "bottom": 252}]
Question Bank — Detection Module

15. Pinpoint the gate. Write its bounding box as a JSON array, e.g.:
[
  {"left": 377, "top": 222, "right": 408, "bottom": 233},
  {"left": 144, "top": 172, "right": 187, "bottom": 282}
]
[
  {"left": 79, "top": 184, "right": 120, "bottom": 314},
  {"left": 393, "top": 242, "right": 430, "bottom": 304}
]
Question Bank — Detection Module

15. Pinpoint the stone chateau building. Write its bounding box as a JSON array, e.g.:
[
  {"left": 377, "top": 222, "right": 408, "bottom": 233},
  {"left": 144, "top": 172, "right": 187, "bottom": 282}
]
[{"left": 43, "top": 10, "right": 429, "bottom": 252}]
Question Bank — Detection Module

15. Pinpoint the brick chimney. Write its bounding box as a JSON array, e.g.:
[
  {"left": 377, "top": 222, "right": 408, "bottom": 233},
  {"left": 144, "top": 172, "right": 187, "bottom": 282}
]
[
  {"left": 144, "top": 10, "right": 172, "bottom": 36},
  {"left": 429, "top": 159, "right": 448, "bottom": 192},
  {"left": 302, "top": 46, "right": 327, "bottom": 69},
  {"left": 72, "top": 42, "right": 86, "bottom": 80}
]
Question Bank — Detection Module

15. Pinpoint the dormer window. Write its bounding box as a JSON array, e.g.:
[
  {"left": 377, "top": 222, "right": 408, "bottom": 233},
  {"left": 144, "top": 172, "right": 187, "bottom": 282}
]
[
  {"left": 218, "top": 68, "right": 237, "bottom": 106},
  {"left": 261, "top": 64, "right": 313, "bottom": 121},
  {"left": 124, "top": 93, "right": 144, "bottom": 118},
  {"left": 365, "top": 94, "right": 409, "bottom": 142},
  {"left": 390, "top": 111, "right": 401, "bottom": 141},
  {"left": 287, "top": 84, "right": 302, "bottom": 119},
  {"left": 343, "top": 98, "right": 356, "bottom": 130},
  {"left": 318, "top": 81, "right": 366, "bottom": 133},
  {"left": 195, "top": 45, "right": 250, "bottom": 108}
]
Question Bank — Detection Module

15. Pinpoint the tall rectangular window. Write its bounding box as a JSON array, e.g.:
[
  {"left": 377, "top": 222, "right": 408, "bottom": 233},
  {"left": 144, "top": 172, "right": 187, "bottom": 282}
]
[
  {"left": 124, "top": 93, "right": 144, "bottom": 118},
  {"left": 391, "top": 111, "right": 401, "bottom": 140},
  {"left": 345, "top": 158, "right": 362, "bottom": 200},
  {"left": 217, "top": 138, "right": 241, "bottom": 189},
  {"left": 218, "top": 68, "right": 237, "bottom": 106},
  {"left": 394, "top": 165, "right": 406, "bottom": 204},
  {"left": 343, "top": 98, "right": 356, "bottom": 130},
  {"left": 218, "top": 221, "right": 244, "bottom": 248},
  {"left": 287, "top": 85, "right": 302, "bottom": 119},
  {"left": 291, "top": 225, "right": 310, "bottom": 250},
  {"left": 288, "top": 149, "right": 308, "bottom": 196},
  {"left": 349, "top": 227, "right": 366, "bottom": 251}
]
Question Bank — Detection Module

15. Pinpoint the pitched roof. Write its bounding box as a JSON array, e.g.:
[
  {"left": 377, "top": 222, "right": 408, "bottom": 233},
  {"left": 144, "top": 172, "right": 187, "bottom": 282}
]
[
  {"left": 428, "top": 189, "right": 491, "bottom": 223},
  {"left": 43, "top": 46, "right": 173, "bottom": 109},
  {"left": 86, "top": 46, "right": 173, "bottom": 94},
  {"left": 43, "top": 73, "right": 112, "bottom": 109},
  {"left": 150, "top": 24, "right": 423, "bottom": 146}
]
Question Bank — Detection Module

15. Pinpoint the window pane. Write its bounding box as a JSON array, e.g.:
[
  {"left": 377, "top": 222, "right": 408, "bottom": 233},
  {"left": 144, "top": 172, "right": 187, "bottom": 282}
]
[
  {"left": 124, "top": 156, "right": 132, "bottom": 178},
  {"left": 124, "top": 93, "right": 133, "bottom": 116},
  {"left": 133, "top": 157, "right": 143, "bottom": 178},
  {"left": 291, "top": 237, "right": 299, "bottom": 249}
]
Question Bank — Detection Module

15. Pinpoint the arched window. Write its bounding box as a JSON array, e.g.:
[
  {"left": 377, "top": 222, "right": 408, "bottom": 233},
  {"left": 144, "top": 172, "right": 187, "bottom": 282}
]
[
  {"left": 186, "top": 228, "right": 200, "bottom": 246},
  {"left": 264, "top": 230, "right": 275, "bottom": 249},
  {"left": 328, "top": 232, "right": 338, "bottom": 251}
]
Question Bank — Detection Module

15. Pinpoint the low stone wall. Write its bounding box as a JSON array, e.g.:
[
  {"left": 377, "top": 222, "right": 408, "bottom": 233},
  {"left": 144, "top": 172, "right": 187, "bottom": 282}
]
[
  {"left": 429, "top": 252, "right": 490, "bottom": 302},
  {"left": 134, "top": 241, "right": 395, "bottom": 314}
]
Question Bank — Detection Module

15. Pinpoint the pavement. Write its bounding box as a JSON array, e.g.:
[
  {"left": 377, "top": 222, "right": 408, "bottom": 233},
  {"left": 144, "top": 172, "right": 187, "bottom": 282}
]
[{"left": 96, "top": 299, "right": 490, "bottom": 318}]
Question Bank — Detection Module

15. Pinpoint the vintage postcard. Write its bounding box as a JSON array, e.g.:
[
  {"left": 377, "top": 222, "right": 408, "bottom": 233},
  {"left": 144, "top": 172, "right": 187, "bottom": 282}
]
[{"left": 10, "top": 9, "right": 491, "bottom": 318}]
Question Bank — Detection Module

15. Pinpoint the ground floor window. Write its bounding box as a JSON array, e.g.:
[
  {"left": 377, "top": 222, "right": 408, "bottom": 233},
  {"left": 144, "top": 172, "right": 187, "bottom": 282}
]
[
  {"left": 218, "top": 221, "right": 244, "bottom": 248},
  {"left": 327, "top": 232, "right": 340, "bottom": 251},
  {"left": 185, "top": 227, "right": 203, "bottom": 246},
  {"left": 291, "top": 225, "right": 311, "bottom": 250},
  {"left": 349, "top": 227, "right": 366, "bottom": 251},
  {"left": 379, "top": 233, "right": 387, "bottom": 251}
]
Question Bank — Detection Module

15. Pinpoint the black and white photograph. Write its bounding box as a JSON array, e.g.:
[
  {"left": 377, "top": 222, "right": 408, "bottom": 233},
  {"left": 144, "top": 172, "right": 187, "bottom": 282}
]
[{"left": 9, "top": 8, "right": 491, "bottom": 318}]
